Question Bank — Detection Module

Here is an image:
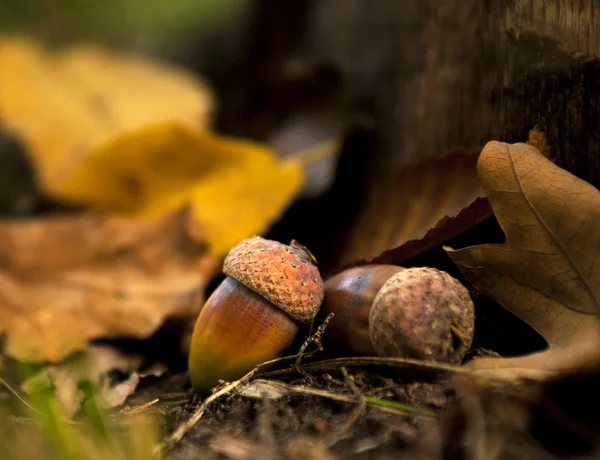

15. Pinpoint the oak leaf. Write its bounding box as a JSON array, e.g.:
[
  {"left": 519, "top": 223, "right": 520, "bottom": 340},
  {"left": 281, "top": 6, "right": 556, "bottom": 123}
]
[
  {"left": 0, "top": 208, "right": 220, "bottom": 362},
  {"left": 446, "top": 141, "right": 600, "bottom": 377},
  {"left": 527, "top": 125, "right": 551, "bottom": 159},
  {"left": 342, "top": 150, "right": 487, "bottom": 265}
]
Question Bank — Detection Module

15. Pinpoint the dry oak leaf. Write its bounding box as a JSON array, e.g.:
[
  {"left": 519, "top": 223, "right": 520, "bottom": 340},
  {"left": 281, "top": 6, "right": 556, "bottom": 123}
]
[
  {"left": 527, "top": 125, "right": 551, "bottom": 159},
  {"left": 0, "top": 38, "right": 302, "bottom": 255},
  {"left": 0, "top": 208, "right": 220, "bottom": 362},
  {"left": 446, "top": 141, "right": 600, "bottom": 378},
  {"left": 342, "top": 150, "right": 486, "bottom": 265}
]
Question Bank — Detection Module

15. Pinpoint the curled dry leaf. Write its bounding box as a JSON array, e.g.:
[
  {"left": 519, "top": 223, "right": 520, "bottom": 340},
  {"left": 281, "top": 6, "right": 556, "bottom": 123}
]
[
  {"left": 372, "top": 197, "right": 492, "bottom": 266},
  {"left": 342, "top": 150, "right": 488, "bottom": 265},
  {"left": 0, "top": 207, "right": 220, "bottom": 362},
  {"left": 0, "top": 38, "right": 303, "bottom": 256},
  {"left": 446, "top": 141, "right": 600, "bottom": 378}
]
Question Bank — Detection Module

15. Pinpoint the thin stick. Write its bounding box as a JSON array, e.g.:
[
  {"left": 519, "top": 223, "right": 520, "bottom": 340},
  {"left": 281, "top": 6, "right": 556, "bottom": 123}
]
[
  {"left": 158, "top": 358, "right": 276, "bottom": 455},
  {"left": 295, "top": 313, "right": 334, "bottom": 380},
  {"left": 243, "top": 379, "right": 435, "bottom": 417},
  {"left": 119, "top": 398, "right": 160, "bottom": 415},
  {"left": 288, "top": 138, "right": 342, "bottom": 166},
  {"left": 261, "top": 356, "right": 470, "bottom": 380},
  {"left": 0, "top": 376, "right": 80, "bottom": 425}
]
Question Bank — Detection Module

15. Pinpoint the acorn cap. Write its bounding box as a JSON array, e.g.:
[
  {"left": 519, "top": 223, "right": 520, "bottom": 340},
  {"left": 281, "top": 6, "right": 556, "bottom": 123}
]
[{"left": 223, "top": 237, "right": 324, "bottom": 324}]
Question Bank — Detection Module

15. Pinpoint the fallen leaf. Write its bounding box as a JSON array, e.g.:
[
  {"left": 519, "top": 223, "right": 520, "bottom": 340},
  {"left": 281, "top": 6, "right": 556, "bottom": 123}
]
[
  {"left": 0, "top": 208, "right": 220, "bottom": 362},
  {"left": 446, "top": 141, "right": 600, "bottom": 377},
  {"left": 238, "top": 379, "right": 288, "bottom": 400},
  {"left": 527, "top": 125, "right": 551, "bottom": 159},
  {"left": 101, "top": 373, "right": 140, "bottom": 409},
  {"left": 372, "top": 197, "right": 492, "bottom": 266},
  {"left": 341, "top": 150, "right": 486, "bottom": 265},
  {"left": 21, "top": 345, "right": 144, "bottom": 417},
  {"left": 58, "top": 124, "right": 303, "bottom": 256},
  {"left": 0, "top": 38, "right": 303, "bottom": 255},
  {"left": 0, "top": 37, "right": 213, "bottom": 195}
]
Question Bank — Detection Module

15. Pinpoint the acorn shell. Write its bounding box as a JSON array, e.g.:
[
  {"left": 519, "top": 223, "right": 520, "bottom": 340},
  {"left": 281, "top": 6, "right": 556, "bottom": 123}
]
[{"left": 223, "top": 237, "right": 324, "bottom": 325}]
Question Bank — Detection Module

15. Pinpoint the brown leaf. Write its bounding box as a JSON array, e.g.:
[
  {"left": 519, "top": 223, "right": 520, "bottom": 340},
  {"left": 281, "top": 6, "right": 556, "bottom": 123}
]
[
  {"left": 341, "top": 150, "right": 487, "bottom": 265},
  {"left": 372, "top": 197, "right": 492, "bottom": 266},
  {"left": 0, "top": 208, "right": 220, "bottom": 362},
  {"left": 0, "top": 208, "right": 205, "bottom": 274},
  {"left": 527, "top": 125, "right": 551, "bottom": 159},
  {"left": 446, "top": 141, "right": 600, "bottom": 377}
]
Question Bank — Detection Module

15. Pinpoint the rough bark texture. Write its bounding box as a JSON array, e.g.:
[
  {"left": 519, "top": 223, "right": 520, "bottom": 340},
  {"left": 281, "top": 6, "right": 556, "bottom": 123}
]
[
  {"left": 301, "top": 0, "right": 600, "bottom": 263},
  {"left": 305, "top": 0, "right": 600, "bottom": 173}
]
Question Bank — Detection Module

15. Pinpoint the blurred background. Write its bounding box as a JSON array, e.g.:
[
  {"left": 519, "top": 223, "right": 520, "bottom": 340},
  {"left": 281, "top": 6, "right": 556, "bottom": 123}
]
[{"left": 2, "top": 0, "right": 600, "bottom": 273}]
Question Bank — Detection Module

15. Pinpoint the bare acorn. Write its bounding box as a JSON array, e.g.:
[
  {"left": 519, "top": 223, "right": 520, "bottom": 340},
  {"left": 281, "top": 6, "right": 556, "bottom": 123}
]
[
  {"left": 369, "top": 267, "right": 474, "bottom": 365},
  {"left": 322, "top": 265, "right": 404, "bottom": 355}
]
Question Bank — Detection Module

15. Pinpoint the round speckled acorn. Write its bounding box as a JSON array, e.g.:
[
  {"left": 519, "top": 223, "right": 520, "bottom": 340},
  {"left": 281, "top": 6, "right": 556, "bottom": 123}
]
[
  {"left": 369, "top": 267, "right": 474, "bottom": 365},
  {"left": 322, "top": 265, "right": 405, "bottom": 355},
  {"left": 188, "top": 237, "right": 324, "bottom": 392}
]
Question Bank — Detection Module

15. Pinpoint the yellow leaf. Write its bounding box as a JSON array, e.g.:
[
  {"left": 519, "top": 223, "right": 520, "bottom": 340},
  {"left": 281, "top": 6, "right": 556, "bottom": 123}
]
[
  {"left": 62, "top": 124, "right": 303, "bottom": 255},
  {"left": 0, "top": 38, "right": 303, "bottom": 255},
  {"left": 0, "top": 37, "right": 213, "bottom": 196}
]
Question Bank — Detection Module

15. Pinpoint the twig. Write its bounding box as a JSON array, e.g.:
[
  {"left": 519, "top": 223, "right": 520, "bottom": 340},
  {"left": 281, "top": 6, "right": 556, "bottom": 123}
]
[
  {"left": 261, "top": 356, "right": 471, "bottom": 380},
  {"left": 289, "top": 138, "right": 342, "bottom": 166},
  {"left": 377, "top": 375, "right": 409, "bottom": 402},
  {"left": 295, "top": 313, "right": 334, "bottom": 380},
  {"left": 158, "top": 358, "right": 273, "bottom": 455},
  {"left": 119, "top": 398, "right": 160, "bottom": 415},
  {"left": 257, "top": 394, "right": 277, "bottom": 457},
  {"left": 324, "top": 367, "right": 367, "bottom": 447},
  {"left": 244, "top": 379, "right": 435, "bottom": 417}
]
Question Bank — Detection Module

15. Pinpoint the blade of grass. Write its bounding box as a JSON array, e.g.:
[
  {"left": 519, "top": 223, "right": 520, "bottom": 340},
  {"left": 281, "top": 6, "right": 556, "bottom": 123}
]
[{"left": 363, "top": 395, "right": 437, "bottom": 417}]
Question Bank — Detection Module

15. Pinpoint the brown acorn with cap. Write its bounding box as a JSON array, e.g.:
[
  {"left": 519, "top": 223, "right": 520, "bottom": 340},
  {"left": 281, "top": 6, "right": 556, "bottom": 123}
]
[{"left": 188, "top": 237, "right": 324, "bottom": 392}]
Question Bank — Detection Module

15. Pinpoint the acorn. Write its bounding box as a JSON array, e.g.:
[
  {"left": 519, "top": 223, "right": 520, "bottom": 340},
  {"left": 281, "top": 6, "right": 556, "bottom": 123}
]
[
  {"left": 322, "top": 265, "right": 405, "bottom": 355},
  {"left": 323, "top": 265, "right": 474, "bottom": 364},
  {"left": 369, "top": 267, "right": 475, "bottom": 365},
  {"left": 189, "top": 237, "right": 324, "bottom": 392}
]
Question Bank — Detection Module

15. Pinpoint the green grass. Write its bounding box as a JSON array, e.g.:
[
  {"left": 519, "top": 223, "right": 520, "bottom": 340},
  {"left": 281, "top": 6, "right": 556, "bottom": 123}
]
[
  {"left": 363, "top": 395, "right": 437, "bottom": 417},
  {"left": 0, "top": 366, "right": 159, "bottom": 460}
]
